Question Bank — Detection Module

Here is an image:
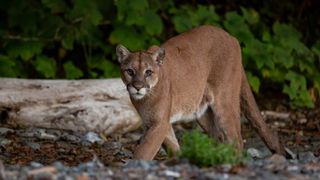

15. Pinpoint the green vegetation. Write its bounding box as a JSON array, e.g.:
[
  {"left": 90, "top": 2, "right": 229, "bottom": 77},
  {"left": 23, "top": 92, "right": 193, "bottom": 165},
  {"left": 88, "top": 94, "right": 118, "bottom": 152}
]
[
  {"left": 0, "top": 0, "right": 319, "bottom": 108},
  {"left": 179, "top": 130, "right": 243, "bottom": 166}
]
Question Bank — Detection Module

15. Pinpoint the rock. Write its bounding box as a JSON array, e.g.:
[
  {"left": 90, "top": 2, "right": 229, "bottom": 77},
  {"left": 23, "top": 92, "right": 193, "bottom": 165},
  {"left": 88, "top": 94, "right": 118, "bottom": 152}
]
[
  {"left": 35, "top": 129, "right": 58, "bottom": 140},
  {"left": 267, "top": 154, "right": 287, "bottom": 165},
  {"left": 298, "top": 152, "right": 317, "bottom": 163},
  {"left": 30, "top": 162, "right": 44, "bottom": 168},
  {"left": 103, "top": 141, "right": 121, "bottom": 151},
  {"left": 30, "top": 171, "right": 55, "bottom": 180},
  {"left": 0, "top": 127, "right": 14, "bottom": 135},
  {"left": 81, "top": 132, "right": 103, "bottom": 145},
  {"left": 17, "top": 129, "right": 36, "bottom": 138},
  {"left": 247, "top": 148, "right": 262, "bottom": 159},
  {"left": 287, "top": 165, "right": 300, "bottom": 173},
  {"left": 46, "top": 129, "right": 62, "bottom": 137},
  {"left": 0, "top": 138, "right": 11, "bottom": 147},
  {"left": 163, "top": 170, "right": 180, "bottom": 178},
  {"left": 117, "top": 147, "right": 133, "bottom": 158},
  {"left": 52, "top": 161, "right": 65, "bottom": 171},
  {"left": 25, "top": 142, "right": 41, "bottom": 150},
  {"left": 124, "top": 160, "right": 156, "bottom": 170},
  {"left": 157, "top": 147, "right": 167, "bottom": 157},
  {"left": 61, "top": 133, "right": 81, "bottom": 143},
  {"left": 285, "top": 147, "right": 297, "bottom": 159}
]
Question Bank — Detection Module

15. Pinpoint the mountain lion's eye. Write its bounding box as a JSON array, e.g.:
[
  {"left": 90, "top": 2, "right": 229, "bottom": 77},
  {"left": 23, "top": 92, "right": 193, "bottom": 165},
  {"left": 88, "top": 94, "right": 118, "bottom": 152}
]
[
  {"left": 145, "top": 70, "right": 153, "bottom": 77},
  {"left": 125, "top": 69, "right": 134, "bottom": 76}
]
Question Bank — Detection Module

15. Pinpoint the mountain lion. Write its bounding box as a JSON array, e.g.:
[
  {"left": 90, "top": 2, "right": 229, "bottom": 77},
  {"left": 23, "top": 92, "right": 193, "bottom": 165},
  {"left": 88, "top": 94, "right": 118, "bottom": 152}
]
[{"left": 116, "top": 25, "right": 286, "bottom": 160}]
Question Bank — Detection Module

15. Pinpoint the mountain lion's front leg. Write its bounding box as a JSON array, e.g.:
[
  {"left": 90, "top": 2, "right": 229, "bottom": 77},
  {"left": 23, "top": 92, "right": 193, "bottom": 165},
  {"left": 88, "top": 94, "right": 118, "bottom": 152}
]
[
  {"left": 133, "top": 121, "right": 171, "bottom": 160},
  {"left": 163, "top": 125, "right": 180, "bottom": 155}
]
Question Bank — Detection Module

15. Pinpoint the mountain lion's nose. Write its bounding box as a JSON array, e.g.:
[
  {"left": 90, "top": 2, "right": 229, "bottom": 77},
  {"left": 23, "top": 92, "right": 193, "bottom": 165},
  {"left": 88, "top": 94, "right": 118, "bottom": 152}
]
[{"left": 133, "top": 81, "right": 144, "bottom": 91}]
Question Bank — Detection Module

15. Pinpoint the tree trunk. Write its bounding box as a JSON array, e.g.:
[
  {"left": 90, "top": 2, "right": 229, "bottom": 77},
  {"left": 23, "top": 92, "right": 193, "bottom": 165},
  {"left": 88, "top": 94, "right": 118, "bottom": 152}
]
[{"left": 0, "top": 78, "right": 141, "bottom": 135}]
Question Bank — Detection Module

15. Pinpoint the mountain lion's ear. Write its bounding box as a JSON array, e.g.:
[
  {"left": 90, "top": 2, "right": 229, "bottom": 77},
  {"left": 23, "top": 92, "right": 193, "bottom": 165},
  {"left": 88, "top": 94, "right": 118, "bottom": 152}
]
[
  {"left": 151, "top": 47, "right": 165, "bottom": 65},
  {"left": 116, "top": 44, "right": 130, "bottom": 63}
]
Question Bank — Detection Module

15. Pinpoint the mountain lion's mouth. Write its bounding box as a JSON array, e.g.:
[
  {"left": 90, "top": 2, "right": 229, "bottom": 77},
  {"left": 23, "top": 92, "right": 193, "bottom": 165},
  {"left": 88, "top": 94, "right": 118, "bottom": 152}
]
[{"left": 131, "top": 93, "right": 145, "bottom": 100}]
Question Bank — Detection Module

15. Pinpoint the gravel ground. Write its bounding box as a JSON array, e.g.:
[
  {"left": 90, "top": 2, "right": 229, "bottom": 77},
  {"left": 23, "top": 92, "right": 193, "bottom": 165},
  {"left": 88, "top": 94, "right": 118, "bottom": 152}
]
[{"left": 0, "top": 115, "right": 319, "bottom": 180}]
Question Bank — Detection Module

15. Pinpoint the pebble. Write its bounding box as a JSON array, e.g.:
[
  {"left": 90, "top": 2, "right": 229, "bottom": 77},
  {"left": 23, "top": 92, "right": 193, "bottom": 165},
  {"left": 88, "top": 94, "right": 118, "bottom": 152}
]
[
  {"left": 35, "top": 129, "right": 58, "bottom": 141},
  {"left": 163, "top": 170, "right": 180, "bottom": 178},
  {"left": 0, "top": 127, "right": 14, "bottom": 135},
  {"left": 298, "top": 151, "right": 317, "bottom": 163},
  {"left": 267, "top": 154, "right": 287, "bottom": 165},
  {"left": 124, "top": 160, "right": 156, "bottom": 170},
  {"left": 30, "top": 162, "right": 43, "bottom": 168},
  {"left": 81, "top": 132, "right": 103, "bottom": 145},
  {"left": 247, "top": 148, "right": 263, "bottom": 159},
  {"left": 61, "top": 133, "right": 81, "bottom": 143},
  {"left": 0, "top": 138, "right": 11, "bottom": 147},
  {"left": 285, "top": 147, "right": 297, "bottom": 159},
  {"left": 25, "top": 142, "right": 41, "bottom": 150}
]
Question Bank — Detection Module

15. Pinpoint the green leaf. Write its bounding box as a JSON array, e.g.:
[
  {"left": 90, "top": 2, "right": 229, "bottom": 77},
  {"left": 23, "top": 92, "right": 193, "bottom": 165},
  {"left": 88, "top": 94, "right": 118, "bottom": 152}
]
[
  {"left": 0, "top": 55, "right": 17, "bottom": 77},
  {"left": 224, "top": 11, "right": 254, "bottom": 43},
  {"left": 143, "top": 11, "right": 163, "bottom": 35},
  {"left": 109, "top": 26, "right": 145, "bottom": 50},
  {"left": 283, "top": 71, "right": 314, "bottom": 108},
  {"left": 314, "top": 76, "right": 320, "bottom": 97},
  {"left": 89, "top": 56, "right": 120, "bottom": 78},
  {"left": 6, "top": 41, "right": 44, "bottom": 61},
  {"left": 262, "top": 31, "right": 271, "bottom": 42},
  {"left": 172, "top": 14, "right": 192, "bottom": 33},
  {"left": 41, "top": 0, "right": 67, "bottom": 14},
  {"left": 311, "top": 41, "right": 320, "bottom": 57},
  {"left": 63, "top": 61, "right": 83, "bottom": 79},
  {"left": 69, "top": 0, "right": 102, "bottom": 25},
  {"left": 246, "top": 72, "right": 260, "bottom": 93},
  {"left": 241, "top": 7, "right": 259, "bottom": 25},
  {"left": 62, "top": 36, "right": 74, "bottom": 50},
  {"left": 33, "top": 55, "right": 56, "bottom": 78}
]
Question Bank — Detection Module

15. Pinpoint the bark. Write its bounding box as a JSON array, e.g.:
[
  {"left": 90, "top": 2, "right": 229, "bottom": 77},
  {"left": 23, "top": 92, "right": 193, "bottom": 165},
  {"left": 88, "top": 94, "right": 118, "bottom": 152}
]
[{"left": 0, "top": 78, "right": 141, "bottom": 135}]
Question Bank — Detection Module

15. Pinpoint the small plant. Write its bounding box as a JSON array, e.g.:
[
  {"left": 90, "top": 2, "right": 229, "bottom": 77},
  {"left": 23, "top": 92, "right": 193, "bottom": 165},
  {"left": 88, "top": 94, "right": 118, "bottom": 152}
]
[{"left": 179, "top": 130, "right": 243, "bottom": 167}]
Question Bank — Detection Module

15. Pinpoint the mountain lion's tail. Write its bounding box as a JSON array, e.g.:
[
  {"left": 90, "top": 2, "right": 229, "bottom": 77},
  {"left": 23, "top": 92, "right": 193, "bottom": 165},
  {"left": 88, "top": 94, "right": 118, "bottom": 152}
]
[{"left": 240, "top": 68, "right": 286, "bottom": 156}]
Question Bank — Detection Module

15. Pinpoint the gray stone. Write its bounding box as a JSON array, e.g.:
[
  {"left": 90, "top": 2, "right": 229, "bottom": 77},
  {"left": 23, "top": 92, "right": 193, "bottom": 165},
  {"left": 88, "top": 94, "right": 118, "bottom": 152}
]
[
  {"left": 298, "top": 151, "right": 316, "bottom": 163},
  {"left": 34, "top": 129, "right": 58, "bottom": 140},
  {"left": 124, "top": 160, "right": 156, "bottom": 170},
  {"left": 267, "top": 154, "right": 287, "bottom": 165},
  {"left": 285, "top": 147, "right": 297, "bottom": 159},
  {"left": 0, "top": 127, "right": 14, "bottom": 135},
  {"left": 157, "top": 146, "right": 167, "bottom": 157},
  {"left": 30, "top": 172, "right": 54, "bottom": 180},
  {"left": 53, "top": 161, "right": 65, "bottom": 171},
  {"left": 61, "top": 133, "right": 80, "bottom": 143},
  {"left": 103, "top": 141, "right": 121, "bottom": 151},
  {"left": 46, "top": 129, "right": 62, "bottom": 137},
  {"left": 25, "top": 142, "right": 41, "bottom": 150},
  {"left": 30, "top": 162, "right": 43, "bottom": 168},
  {"left": 163, "top": 170, "right": 180, "bottom": 178},
  {"left": 81, "top": 132, "right": 103, "bottom": 145},
  {"left": 247, "top": 148, "right": 262, "bottom": 159},
  {"left": 17, "top": 130, "right": 35, "bottom": 138},
  {"left": 0, "top": 138, "right": 11, "bottom": 147}
]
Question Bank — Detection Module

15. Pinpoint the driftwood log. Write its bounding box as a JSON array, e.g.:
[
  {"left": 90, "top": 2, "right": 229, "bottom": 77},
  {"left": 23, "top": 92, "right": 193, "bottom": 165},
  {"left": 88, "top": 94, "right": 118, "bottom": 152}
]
[{"left": 0, "top": 78, "right": 141, "bottom": 135}]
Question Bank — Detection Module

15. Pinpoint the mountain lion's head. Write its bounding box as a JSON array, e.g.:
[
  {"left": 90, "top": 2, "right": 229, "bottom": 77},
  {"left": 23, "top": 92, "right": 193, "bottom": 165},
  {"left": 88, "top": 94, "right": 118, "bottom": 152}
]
[{"left": 116, "top": 45, "right": 165, "bottom": 100}]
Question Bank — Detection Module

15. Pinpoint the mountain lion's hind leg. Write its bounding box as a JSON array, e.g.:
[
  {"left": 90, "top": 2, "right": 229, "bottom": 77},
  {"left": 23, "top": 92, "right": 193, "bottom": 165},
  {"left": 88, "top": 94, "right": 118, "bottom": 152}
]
[
  {"left": 197, "top": 107, "right": 225, "bottom": 139},
  {"left": 198, "top": 102, "right": 243, "bottom": 151},
  {"left": 211, "top": 97, "right": 243, "bottom": 151}
]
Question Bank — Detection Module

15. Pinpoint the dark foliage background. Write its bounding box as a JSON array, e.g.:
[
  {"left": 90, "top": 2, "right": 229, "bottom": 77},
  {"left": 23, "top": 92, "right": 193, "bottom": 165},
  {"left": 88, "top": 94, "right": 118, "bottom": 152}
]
[{"left": 0, "top": 0, "right": 319, "bottom": 108}]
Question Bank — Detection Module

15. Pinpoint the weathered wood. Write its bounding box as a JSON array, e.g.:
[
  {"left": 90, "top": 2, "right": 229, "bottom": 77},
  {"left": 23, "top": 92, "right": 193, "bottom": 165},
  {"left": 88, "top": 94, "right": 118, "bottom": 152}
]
[{"left": 0, "top": 78, "right": 141, "bottom": 135}]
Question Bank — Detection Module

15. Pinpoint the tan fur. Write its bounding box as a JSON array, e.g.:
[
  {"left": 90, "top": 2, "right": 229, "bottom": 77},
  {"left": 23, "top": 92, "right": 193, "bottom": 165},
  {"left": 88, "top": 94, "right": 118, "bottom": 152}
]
[{"left": 116, "top": 25, "right": 286, "bottom": 160}]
